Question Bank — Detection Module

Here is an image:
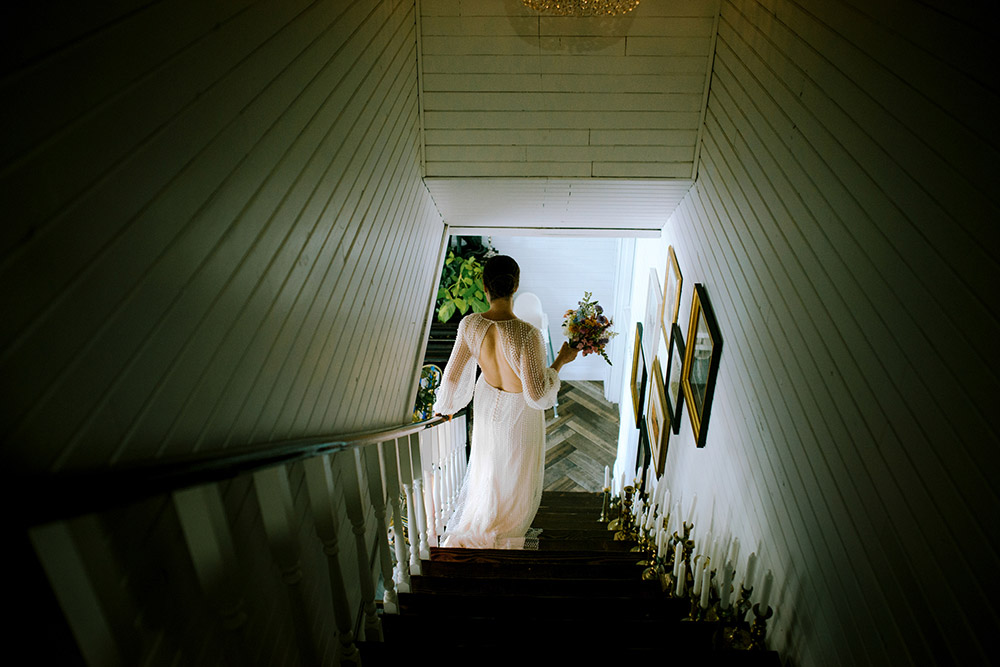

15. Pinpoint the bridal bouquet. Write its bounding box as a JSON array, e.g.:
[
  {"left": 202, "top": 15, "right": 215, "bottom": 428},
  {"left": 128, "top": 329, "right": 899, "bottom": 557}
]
[{"left": 563, "top": 292, "right": 618, "bottom": 365}]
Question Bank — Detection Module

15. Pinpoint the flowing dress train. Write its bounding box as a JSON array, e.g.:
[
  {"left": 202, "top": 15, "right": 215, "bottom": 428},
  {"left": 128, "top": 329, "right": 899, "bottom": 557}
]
[{"left": 432, "top": 312, "right": 560, "bottom": 549}]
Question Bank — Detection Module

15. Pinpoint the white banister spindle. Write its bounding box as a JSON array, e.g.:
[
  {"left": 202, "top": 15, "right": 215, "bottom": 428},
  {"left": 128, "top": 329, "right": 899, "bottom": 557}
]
[
  {"left": 408, "top": 433, "right": 431, "bottom": 560},
  {"left": 302, "top": 456, "right": 361, "bottom": 666},
  {"left": 381, "top": 438, "right": 411, "bottom": 593},
  {"left": 364, "top": 443, "right": 398, "bottom": 614},
  {"left": 253, "top": 466, "right": 321, "bottom": 665},
  {"left": 338, "top": 449, "right": 383, "bottom": 641},
  {"left": 173, "top": 484, "right": 251, "bottom": 664},
  {"left": 401, "top": 483, "right": 421, "bottom": 576},
  {"left": 422, "top": 428, "right": 439, "bottom": 544},
  {"left": 396, "top": 435, "right": 422, "bottom": 576},
  {"left": 30, "top": 518, "right": 136, "bottom": 666}
]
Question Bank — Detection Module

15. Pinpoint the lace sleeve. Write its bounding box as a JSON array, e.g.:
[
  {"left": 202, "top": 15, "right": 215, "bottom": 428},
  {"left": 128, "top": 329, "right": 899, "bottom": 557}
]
[
  {"left": 433, "top": 316, "right": 476, "bottom": 415},
  {"left": 515, "top": 324, "right": 560, "bottom": 411}
]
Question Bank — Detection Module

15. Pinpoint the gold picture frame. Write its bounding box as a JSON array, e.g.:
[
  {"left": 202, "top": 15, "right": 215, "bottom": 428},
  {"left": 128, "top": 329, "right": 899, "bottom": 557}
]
[
  {"left": 681, "top": 283, "right": 723, "bottom": 448},
  {"left": 647, "top": 356, "right": 670, "bottom": 476},
  {"left": 661, "top": 245, "right": 683, "bottom": 339},
  {"left": 629, "top": 322, "right": 647, "bottom": 429}
]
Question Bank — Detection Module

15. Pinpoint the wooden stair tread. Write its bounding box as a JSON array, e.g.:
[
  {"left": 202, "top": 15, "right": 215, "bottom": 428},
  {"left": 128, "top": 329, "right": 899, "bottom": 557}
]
[
  {"left": 408, "top": 574, "right": 662, "bottom": 598},
  {"left": 369, "top": 492, "right": 782, "bottom": 665},
  {"left": 397, "top": 591, "right": 685, "bottom": 618},
  {"left": 429, "top": 546, "right": 640, "bottom": 563}
]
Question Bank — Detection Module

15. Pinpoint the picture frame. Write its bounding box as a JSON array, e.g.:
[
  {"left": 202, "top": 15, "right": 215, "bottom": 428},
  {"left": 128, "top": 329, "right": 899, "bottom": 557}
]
[
  {"left": 681, "top": 283, "right": 724, "bottom": 448},
  {"left": 643, "top": 268, "right": 662, "bottom": 373},
  {"left": 629, "top": 322, "right": 647, "bottom": 429},
  {"left": 664, "top": 322, "right": 685, "bottom": 435},
  {"left": 647, "top": 356, "right": 670, "bottom": 476},
  {"left": 661, "top": 245, "right": 683, "bottom": 339}
]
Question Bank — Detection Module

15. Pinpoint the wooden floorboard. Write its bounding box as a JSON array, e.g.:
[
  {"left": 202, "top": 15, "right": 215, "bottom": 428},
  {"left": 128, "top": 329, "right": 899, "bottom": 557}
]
[{"left": 542, "top": 380, "right": 618, "bottom": 493}]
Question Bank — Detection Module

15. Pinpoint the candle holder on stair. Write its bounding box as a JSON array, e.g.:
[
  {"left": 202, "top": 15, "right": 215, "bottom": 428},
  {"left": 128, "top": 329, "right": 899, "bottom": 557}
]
[
  {"left": 598, "top": 487, "right": 611, "bottom": 523},
  {"left": 613, "top": 486, "right": 636, "bottom": 542},
  {"left": 749, "top": 603, "right": 773, "bottom": 650}
]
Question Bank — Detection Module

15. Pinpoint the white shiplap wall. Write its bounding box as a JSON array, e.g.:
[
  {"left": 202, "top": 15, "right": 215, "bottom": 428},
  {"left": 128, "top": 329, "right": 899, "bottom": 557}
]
[
  {"left": 489, "top": 235, "right": 620, "bottom": 381},
  {"left": 419, "top": 0, "right": 717, "bottom": 178},
  {"left": 630, "top": 1, "right": 998, "bottom": 665},
  {"left": 4, "top": 2, "right": 438, "bottom": 662},
  {"left": 1, "top": 0, "right": 444, "bottom": 474}
]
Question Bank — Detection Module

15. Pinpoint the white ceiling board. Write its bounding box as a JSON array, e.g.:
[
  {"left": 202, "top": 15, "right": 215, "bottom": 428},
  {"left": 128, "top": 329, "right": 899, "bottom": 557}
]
[
  {"left": 418, "top": 0, "right": 719, "bottom": 179},
  {"left": 426, "top": 178, "right": 693, "bottom": 234}
]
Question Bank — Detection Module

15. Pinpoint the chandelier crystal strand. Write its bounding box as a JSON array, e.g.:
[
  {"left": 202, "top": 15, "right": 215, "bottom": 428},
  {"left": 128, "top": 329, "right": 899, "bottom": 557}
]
[{"left": 522, "top": 0, "right": 640, "bottom": 17}]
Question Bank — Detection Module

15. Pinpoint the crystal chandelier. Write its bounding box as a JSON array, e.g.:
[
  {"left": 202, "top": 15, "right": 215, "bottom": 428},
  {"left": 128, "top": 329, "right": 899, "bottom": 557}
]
[{"left": 521, "top": 0, "right": 641, "bottom": 17}]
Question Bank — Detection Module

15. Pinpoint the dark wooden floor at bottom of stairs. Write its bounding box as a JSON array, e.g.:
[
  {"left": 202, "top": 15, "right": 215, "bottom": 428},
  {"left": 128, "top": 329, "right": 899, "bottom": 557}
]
[{"left": 359, "top": 492, "right": 781, "bottom": 666}]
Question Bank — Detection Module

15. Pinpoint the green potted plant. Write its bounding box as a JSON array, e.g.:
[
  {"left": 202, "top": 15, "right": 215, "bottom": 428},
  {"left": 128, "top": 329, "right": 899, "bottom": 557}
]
[{"left": 425, "top": 237, "right": 495, "bottom": 367}]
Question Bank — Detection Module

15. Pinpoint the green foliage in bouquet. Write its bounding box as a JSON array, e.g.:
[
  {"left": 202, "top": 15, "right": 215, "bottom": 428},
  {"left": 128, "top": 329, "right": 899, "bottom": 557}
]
[{"left": 435, "top": 237, "right": 495, "bottom": 323}]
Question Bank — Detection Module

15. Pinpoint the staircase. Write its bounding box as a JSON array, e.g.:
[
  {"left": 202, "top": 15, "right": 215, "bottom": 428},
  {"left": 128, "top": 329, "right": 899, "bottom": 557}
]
[{"left": 361, "top": 491, "right": 781, "bottom": 665}]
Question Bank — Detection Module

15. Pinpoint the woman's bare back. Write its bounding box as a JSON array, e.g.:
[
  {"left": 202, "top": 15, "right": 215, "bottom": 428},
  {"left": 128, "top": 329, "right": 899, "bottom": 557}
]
[{"left": 478, "top": 318, "right": 523, "bottom": 393}]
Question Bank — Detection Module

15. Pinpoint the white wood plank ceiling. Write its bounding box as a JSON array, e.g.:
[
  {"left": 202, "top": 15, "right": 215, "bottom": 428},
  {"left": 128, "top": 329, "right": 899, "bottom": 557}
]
[{"left": 418, "top": 0, "right": 719, "bottom": 233}]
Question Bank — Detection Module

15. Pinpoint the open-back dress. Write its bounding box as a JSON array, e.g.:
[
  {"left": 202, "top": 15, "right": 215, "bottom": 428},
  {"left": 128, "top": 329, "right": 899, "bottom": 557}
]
[{"left": 432, "top": 312, "right": 560, "bottom": 549}]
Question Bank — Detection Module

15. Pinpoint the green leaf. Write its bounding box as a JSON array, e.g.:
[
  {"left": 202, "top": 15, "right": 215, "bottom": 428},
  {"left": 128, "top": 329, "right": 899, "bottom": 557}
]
[
  {"left": 455, "top": 297, "right": 467, "bottom": 313},
  {"left": 438, "top": 301, "right": 456, "bottom": 323},
  {"left": 475, "top": 290, "right": 483, "bottom": 299},
  {"left": 437, "top": 287, "right": 448, "bottom": 299}
]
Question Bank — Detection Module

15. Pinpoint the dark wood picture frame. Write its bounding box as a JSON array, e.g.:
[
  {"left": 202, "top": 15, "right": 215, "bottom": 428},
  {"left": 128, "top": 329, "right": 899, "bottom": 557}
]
[
  {"left": 647, "top": 356, "right": 670, "bottom": 476},
  {"left": 664, "top": 322, "right": 686, "bottom": 436},
  {"left": 630, "top": 322, "right": 647, "bottom": 429},
  {"left": 681, "top": 283, "right": 723, "bottom": 448}
]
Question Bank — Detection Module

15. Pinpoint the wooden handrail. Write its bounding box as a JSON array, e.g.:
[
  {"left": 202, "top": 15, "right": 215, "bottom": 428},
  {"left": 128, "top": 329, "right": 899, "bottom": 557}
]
[{"left": 12, "top": 408, "right": 468, "bottom": 528}]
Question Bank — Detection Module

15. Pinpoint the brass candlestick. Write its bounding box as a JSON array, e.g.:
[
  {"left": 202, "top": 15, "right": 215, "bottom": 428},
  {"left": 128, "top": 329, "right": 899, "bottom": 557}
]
[
  {"left": 607, "top": 493, "right": 622, "bottom": 531},
  {"left": 598, "top": 487, "right": 610, "bottom": 523},
  {"left": 734, "top": 584, "right": 753, "bottom": 622},
  {"left": 613, "top": 486, "right": 635, "bottom": 541},
  {"left": 749, "top": 603, "right": 773, "bottom": 650}
]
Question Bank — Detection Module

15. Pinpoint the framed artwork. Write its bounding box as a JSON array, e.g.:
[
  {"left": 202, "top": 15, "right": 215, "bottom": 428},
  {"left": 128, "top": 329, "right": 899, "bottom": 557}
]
[
  {"left": 643, "top": 268, "right": 662, "bottom": 373},
  {"left": 630, "top": 322, "right": 647, "bottom": 429},
  {"left": 647, "top": 357, "right": 670, "bottom": 476},
  {"left": 661, "top": 246, "right": 683, "bottom": 340},
  {"left": 682, "top": 284, "right": 724, "bottom": 448},
  {"left": 665, "top": 323, "right": 685, "bottom": 435}
]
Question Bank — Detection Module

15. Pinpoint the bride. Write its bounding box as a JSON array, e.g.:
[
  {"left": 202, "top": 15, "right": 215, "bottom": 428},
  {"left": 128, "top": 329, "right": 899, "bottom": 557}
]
[{"left": 433, "top": 255, "right": 578, "bottom": 549}]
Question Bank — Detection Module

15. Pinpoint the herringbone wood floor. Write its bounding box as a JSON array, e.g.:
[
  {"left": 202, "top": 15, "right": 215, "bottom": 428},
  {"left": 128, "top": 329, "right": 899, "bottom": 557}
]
[{"left": 543, "top": 381, "right": 619, "bottom": 493}]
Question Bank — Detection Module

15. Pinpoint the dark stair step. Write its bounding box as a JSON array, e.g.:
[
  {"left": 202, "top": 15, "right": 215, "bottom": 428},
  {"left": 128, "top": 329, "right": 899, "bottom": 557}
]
[
  {"left": 420, "top": 557, "right": 646, "bottom": 580},
  {"left": 409, "top": 574, "right": 663, "bottom": 598},
  {"left": 382, "top": 613, "right": 718, "bottom": 649},
  {"left": 535, "top": 527, "right": 629, "bottom": 541},
  {"left": 429, "top": 546, "right": 640, "bottom": 562},
  {"left": 397, "top": 591, "right": 685, "bottom": 619},
  {"left": 537, "top": 537, "right": 636, "bottom": 552},
  {"left": 360, "top": 640, "right": 780, "bottom": 666}
]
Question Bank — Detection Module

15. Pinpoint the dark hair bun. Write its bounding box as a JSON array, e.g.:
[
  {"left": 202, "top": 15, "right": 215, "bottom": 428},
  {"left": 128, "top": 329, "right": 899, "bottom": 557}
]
[{"left": 483, "top": 255, "right": 520, "bottom": 299}]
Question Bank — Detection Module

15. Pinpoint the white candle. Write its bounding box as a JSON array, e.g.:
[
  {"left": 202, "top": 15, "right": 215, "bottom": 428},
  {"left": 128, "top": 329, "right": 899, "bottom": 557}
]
[
  {"left": 729, "top": 537, "right": 740, "bottom": 565},
  {"left": 604, "top": 465, "right": 610, "bottom": 490},
  {"left": 662, "top": 488, "right": 670, "bottom": 519},
  {"left": 687, "top": 493, "right": 698, "bottom": 526},
  {"left": 673, "top": 543, "right": 683, "bottom": 578},
  {"left": 721, "top": 560, "right": 734, "bottom": 609},
  {"left": 710, "top": 536, "right": 720, "bottom": 568},
  {"left": 699, "top": 561, "right": 710, "bottom": 608},
  {"left": 744, "top": 552, "right": 757, "bottom": 590},
  {"left": 759, "top": 570, "right": 773, "bottom": 611},
  {"left": 691, "top": 555, "right": 702, "bottom": 596},
  {"left": 675, "top": 558, "right": 686, "bottom": 597}
]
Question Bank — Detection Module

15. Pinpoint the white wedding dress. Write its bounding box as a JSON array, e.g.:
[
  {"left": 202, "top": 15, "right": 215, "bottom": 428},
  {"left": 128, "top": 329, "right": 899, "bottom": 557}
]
[{"left": 433, "top": 312, "right": 560, "bottom": 549}]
